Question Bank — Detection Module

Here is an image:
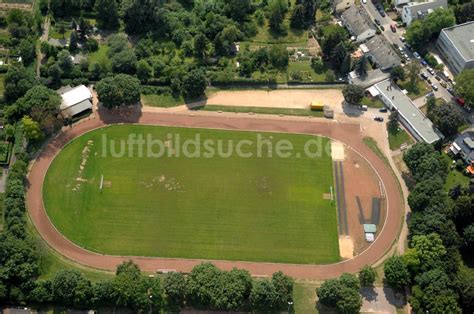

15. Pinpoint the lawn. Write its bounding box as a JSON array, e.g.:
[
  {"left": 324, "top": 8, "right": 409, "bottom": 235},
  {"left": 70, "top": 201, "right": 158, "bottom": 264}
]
[
  {"left": 445, "top": 168, "right": 470, "bottom": 191},
  {"left": 397, "top": 79, "right": 431, "bottom": 100},
  {"left": 88, "top": 44, "right": 110, "bottom": 67},
  {"left": 387, "top": 126, "right": 413, "bottom": 151},
  {"left": 288, "top": 60, "right": 334, "bottom": 83},
  {"left": 199, "top": 104, "right": 324, "bottom": 117},
  {"left": 141, "top": 94, "right": 184, "bottom": 108},
  {"left": 293, "top": 281, "right": 319, "bottom": 313},
  {"left": 361, "top": 96, "right": 384, "bottom": 109},
  {"left": 44, "top": 125, "right": 339, "bottom": 264}
]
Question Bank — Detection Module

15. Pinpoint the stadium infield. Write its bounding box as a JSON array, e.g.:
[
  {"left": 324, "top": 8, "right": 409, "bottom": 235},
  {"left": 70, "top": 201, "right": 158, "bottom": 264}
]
[{"left": 43, "top": 125, "right": 340, "bottom": 264}]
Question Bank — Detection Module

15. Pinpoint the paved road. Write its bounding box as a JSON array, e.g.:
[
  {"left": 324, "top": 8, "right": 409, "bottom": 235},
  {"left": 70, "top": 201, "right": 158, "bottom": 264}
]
[
  {"left": 361, "top": 2, "right": 453, "bottom": 103},
  {"left": 26, "top": 108, "right": 404, "bottom": 280}
]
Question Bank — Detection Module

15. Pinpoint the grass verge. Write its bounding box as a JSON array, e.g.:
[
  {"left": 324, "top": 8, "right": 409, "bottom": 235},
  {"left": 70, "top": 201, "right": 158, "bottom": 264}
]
[{"left": 196, "top": 104, "right": 325, "bottom": 117}]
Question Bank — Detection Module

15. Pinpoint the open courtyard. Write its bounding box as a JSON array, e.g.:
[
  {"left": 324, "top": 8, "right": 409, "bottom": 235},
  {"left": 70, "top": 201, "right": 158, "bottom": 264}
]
[{"left": 43, "top": 124, "right": 340, "bottom": 264}]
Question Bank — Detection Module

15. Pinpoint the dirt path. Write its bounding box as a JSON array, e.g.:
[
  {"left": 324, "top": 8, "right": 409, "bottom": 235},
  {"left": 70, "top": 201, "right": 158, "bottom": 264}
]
[
  {"left": 26, "top": 109, "right": 403, "bottom": 280},
  {"left": 205, "top": 89, "right": 344, "bottom": 109}
]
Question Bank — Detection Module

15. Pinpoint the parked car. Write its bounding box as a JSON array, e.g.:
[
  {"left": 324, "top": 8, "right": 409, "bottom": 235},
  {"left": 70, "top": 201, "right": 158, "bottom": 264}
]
[
  {"left": 374, "top": 19, "right": 381, "bottom": 26},
  {"left": 421, "top": 59, "right": 428, "bottom": 66},
  {"left": 362, "top": 0, "right": 367, "bottom": 3},
  {"left": 390, "top": 24, "right": 397, "bottom": 32},
  {"left": 398, "top": 46, "right": 404, "bottom": 53},
  {"left": 427, "top": 67, "right": 435, "bottom": 75},
  {"left": 379, "top": 108, "right": 388, "bottom": 113},
  {"left": 379, "top": 10, "right": 386, "bottom": 17},
  {"left": 440, "top": 81, "right": 447, "bottom": 88},
  {"left": 374, "top": 116, "right": 384, "bottom": 122},
  {"left": 427, "top": 78, "right": 432, "bottom": 84},
  {"left": 393, "top": 43, "right": 399, "bottom": 49},
  {"left": 404, "top": 43, "right": 412, "bottom": 50},
  {"left": 447, "top": 87, "right": 455, "bottom": 95},
  {"left": 431, "top": 84, "right": 438, "bottom": 91},
  {"left": 435, "top": 75, "right": 441, "bottom": 81},
  {"left": 421, "top": 72, "right": 428, "bottom": 80},
  {"left": 413, "top": 52, "right": 421, "bottom": 59},
  {"left": 455, "top": 97, "right": 465, "bottom": 106},
  {"left": 426, "top": 92, "right": 434, "bottom": 98},
  {"left": 400, "top": 36, "right": 406, "bottom": 42}
]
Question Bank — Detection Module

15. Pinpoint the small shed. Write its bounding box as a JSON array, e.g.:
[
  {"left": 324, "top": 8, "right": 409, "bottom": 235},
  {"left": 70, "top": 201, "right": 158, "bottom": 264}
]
[{"left": 363, "top": 224, "right": 377, "bottom": 234}]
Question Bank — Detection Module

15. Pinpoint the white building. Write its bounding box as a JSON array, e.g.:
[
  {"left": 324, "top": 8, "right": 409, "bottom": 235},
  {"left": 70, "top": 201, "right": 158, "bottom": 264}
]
[
  {"left": 60, "top": 85, "right": 93, "bottom": 119},
  {"left": 436, "top": 22, "right": 474, "bottom": 75},
  {"left": 373, "top": 80, "right": 443, "bottom": 144},
  {"left": 401, "top": 0, "right": 447, "bottom": 25}
]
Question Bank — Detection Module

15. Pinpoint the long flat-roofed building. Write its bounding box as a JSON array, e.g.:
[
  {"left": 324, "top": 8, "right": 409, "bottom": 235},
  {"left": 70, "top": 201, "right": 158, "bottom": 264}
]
[
  {"left": 373, "top": 80, "right": 443, "bottom": 144},
  {"left": 436, "top": 21, "right": 474, "bottom": 75}
]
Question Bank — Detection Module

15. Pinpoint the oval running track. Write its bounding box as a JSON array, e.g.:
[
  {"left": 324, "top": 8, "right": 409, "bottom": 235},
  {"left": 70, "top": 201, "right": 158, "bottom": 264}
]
[{"left": 26, "top": 110, "right": 403, "bottom": 280}]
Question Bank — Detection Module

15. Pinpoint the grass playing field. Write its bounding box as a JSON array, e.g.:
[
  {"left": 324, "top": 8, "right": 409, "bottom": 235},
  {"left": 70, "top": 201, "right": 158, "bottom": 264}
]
[{"left": 43, "top": 125, "right": 339, "bottom": 264}]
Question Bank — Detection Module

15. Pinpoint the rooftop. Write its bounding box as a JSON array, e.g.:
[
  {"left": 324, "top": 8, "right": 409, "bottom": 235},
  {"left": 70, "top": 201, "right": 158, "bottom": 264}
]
[
  {"left": 349, "top": 69, "right": 390, "bottom": 88},
  {"left": 374, "top": 80, "right": 442, "bottom": 144},
  {"left": 60, "top": 85, "right": 92, "bottom": 110},
  {"left": 405, "top": 0, "right": 447, "bottom": 13},
  {"left": 454, "top": 131, "right": 474, "bottom": 162},
  {"left": 440, "top": 21, "right": 474, "bottom": 61},
  {"left": 364, "top": 35, "right": 401, "bottom": 70},
  {"left": 341, "top": 6, "right": 376, "bottom": 37}
]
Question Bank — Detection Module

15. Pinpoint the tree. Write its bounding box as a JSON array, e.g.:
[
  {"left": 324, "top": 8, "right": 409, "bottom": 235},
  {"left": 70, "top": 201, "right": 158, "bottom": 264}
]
[
  {"left": 316, "top": 273, "right": 362, "bottom": 313},
  {"left": 69, "top": 31, "right": 78, "bottom": 52},
  {"left": 390, "top": 66, "right": 405, "bottom": 82},
  {"left": 224, "top": 0, "right": 253, "bottom": 22},
  {"left": 18, "top": 37, "right": 36, "bottom": 65},
  {"left": 95, "top": 0, "right": 119, "bottom": 29},
  {"left": 403, "top": 142, "right": 435, "bottom": 172},
  {"left": 271, "top": 271, "right": 293, "bottom": 308},
  {"left": 455, "top": 69, "right": 474, "bottom": 108},
  {"left": 268, "top": 45, "right": 288, "bottom": 70},
  {"left": 96, "top": 74, "right": 141, "bottom": 108},
  {"left": 163, "top": 272, "right": 186, "bottom": 310},
  {"left": 359, "top": 265, "right": 376, "bottom": 287},
  {"left": 136, "top": 59, "right": 152, "bottom": 83},
  {"left": 57, "top": 50, "right": 74, "bottom": 75},
  {"left": 342, "top": 84, "right": 365, "bottom": 105},
  {"left": 383, "top": 256, "right": 410, "bottom": 289},
  {"left": 21, "top": 117, "right": 44, "bottom": 144},
  {"left": 406, "top": 8, "right": 455, "bottom": 50},
  {"left": 407, "top": 62, "right": 420, "bottom": 93},
  {"left": 3, "top": 64, "right": 37, "bottom": 103},
  {"left": 215, "top": 25, "right": 243, "bottom": 56},
  {"left": 407, "top": 178, "right": 447, "bottom": 211},
  {"left": 355, "top": 55, "right": 368, "bottom": 78},
  {"left": 111, "top": 261, "right": 162, "bottom": 311},
  {"left": 428, "top": 102, "right": 464, "bottom": 136},
  {"left": 320, "top": 24, "right": 347, "bottom": 57},
  {"left": 5, "top": 85, "right": 62, "bottom": 135},
  {"left": 453, "top": 1, "right": 474, "bottom": 24},
  {"left": 250, "top": 279, "right": 279, "bottom": 311},
  {"left": 193, "top": 33, "right": 209, "bottom": 60},
  {"left": 51, "top": 269, "right": 93, "bottom": 308},
  {"left": 111, "top": 49, "right": 137, "bottom": 74},
  {"left": 268, "top": 0, "right": 287, "bottom": 33},
  {"left": 387, "top": 111, "right": 399, "bottom": 134},
  {"left": 182, "top": 69, "right": 207, "bottom": 100},
  {"left": 311, "top": 57, "right": 324, "bottom": 73},
  {"left": 330, "top": 42, "right": 347, "bottom": 70}
]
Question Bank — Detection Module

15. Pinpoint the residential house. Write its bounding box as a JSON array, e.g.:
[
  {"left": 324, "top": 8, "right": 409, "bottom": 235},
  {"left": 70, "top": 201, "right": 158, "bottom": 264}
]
[
  {"left": 450, "top": 131, "right": 474, "bottom": 164},
  {"left": 332, "top": 0, "right": 355, "bottom": 13},
  {"left": 341, "top": 6, "right": 377, "bottom": 43},
  {"left": 361, "top": 35, "right": 401, "bottom": 71},
  {"left": 348, "top": 69, "right": 391, "bottom": 88}
]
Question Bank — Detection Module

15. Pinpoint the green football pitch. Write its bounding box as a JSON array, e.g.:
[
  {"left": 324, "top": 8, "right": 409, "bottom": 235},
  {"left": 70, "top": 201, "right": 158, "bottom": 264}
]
[{"left": 43, "top": 125, "right": 339, "bottom": 264}]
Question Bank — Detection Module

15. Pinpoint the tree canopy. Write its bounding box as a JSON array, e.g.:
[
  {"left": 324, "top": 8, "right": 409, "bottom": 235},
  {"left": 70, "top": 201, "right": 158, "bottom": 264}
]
[{"left": 96, "top": 74, "right": 141, "bottom": 107}]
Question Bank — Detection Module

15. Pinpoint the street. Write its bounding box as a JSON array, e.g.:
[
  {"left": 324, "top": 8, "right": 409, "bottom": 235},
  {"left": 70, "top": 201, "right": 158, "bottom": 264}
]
[{"left": 361, "top": 1, "right": 453, "bottom": 103}]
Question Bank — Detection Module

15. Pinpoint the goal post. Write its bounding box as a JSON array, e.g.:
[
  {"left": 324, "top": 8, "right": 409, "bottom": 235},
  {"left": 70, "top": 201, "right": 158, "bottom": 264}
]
[{"left": 99, "top": 175, "right": 104, "bottom": 190}]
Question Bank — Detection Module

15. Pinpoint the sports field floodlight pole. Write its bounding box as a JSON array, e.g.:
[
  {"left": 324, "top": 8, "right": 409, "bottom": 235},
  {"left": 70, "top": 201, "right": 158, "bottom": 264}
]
[{"left": 287, "top": 301, "right": 293, "bottom": 313}]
